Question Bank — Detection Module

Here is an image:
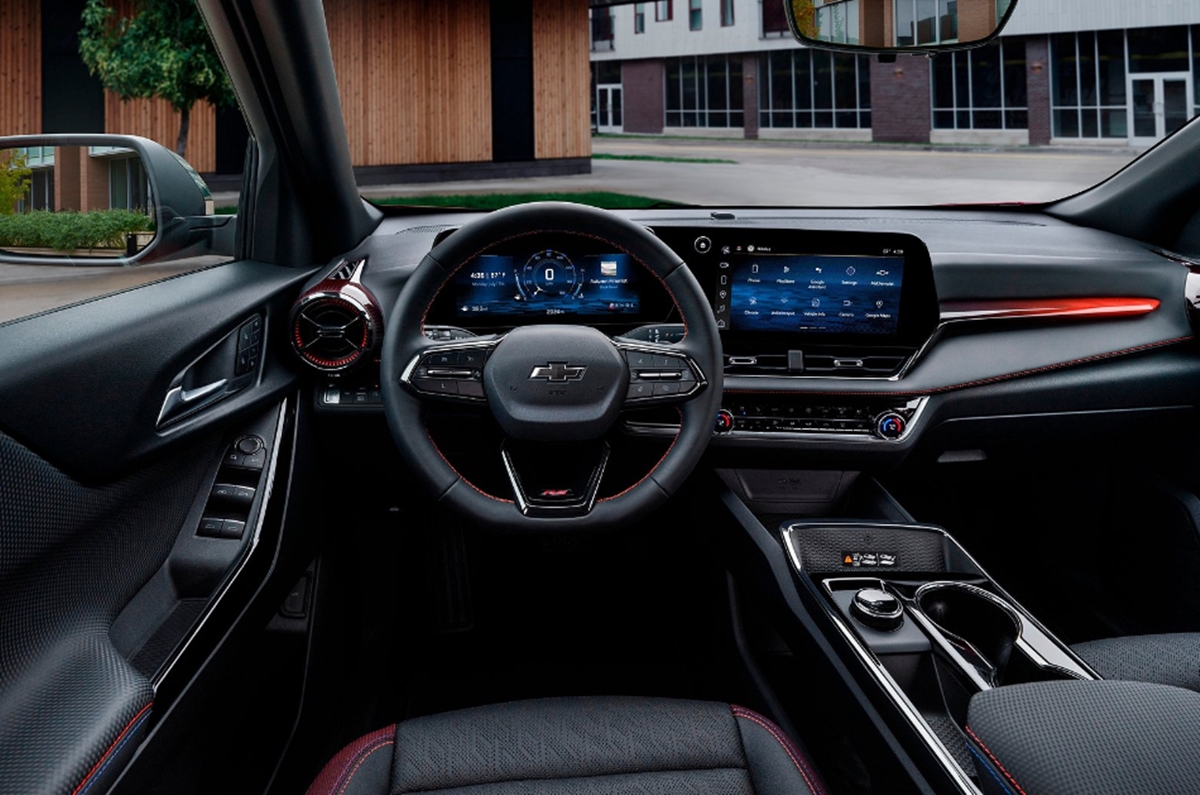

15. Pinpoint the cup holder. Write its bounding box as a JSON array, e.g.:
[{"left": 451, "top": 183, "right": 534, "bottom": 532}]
[{"left": 914, "top": 582, "right": 1045, "bottom": 688}]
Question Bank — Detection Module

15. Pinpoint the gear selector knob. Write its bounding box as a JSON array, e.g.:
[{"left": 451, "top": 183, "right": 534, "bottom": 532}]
[{"left": 851, "top": 588, "right": 904, "bottom": 631}]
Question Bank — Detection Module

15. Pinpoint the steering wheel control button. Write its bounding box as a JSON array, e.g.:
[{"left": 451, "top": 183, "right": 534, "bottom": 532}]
[
  {"left": 693, "top": 236, "right": 712, "bottom": 254},
  {"left": 627, "top": 382, "right": 653, "bottom": 399},
  {"left": 850, "top": 588, "right": 905, "bottom": 632},
  {"left": 875, "top": 412, "right": 907, "bottom": 440}
]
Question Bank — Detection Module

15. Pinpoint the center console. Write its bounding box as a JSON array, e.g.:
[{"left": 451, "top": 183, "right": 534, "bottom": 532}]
[{"left": 779, "top": 520, "right": 1097, "bottom": 793}]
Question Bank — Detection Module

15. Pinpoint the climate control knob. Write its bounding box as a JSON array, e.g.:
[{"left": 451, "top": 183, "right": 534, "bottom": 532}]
[
  {"left": 875, "top": 412, "right": 907, "bottom": 440},
  {"left": 714, "top": 409, "right": 734, "bottom": 434}
]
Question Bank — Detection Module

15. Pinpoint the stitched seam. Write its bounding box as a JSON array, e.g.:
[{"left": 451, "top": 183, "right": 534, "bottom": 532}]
[
  {"left": 425, "top": 428, "right": 514, "bottom": 503},
  {"left": 968, "top": 745, "right": 1017, "bottom": 795},
  {"left": 598, "top": 406, "right": 682, "bottom": 502},
  {"left": 965, "top": 726, "right": 1028, "bottom": 795},
  {"left": 335, "top": 740, "right": 394, "bottom": 795},
  {"left": 724, "top": 335, "right": 1194, "bottom": 398},
  {"left": 402, "top": 766, "right": 752, "bottom": 794},
  {"left": 732, "top": 706, "right": 825, "bottom": 795},
  {"left": 73, "top": 702, "right": 153, "bottom": 795}
]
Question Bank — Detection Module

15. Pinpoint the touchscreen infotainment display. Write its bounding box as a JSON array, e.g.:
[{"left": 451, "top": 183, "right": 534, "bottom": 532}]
[
  {"left": 722, "top": 254, "right": 905, "bottom": 336},
  {"left": 454, "top": 250, "right": 641, "bottom": 321}
]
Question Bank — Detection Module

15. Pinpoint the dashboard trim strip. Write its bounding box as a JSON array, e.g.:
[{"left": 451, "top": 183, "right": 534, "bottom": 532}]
[
  {"left": 940, "top": 297, "right": 1160, "bottom": 322},
  {"left": 725, "top": 334, "right": 1195, "bottom": 398}
]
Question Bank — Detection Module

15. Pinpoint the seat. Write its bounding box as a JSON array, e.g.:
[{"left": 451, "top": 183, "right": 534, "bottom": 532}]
[
  {"left": 306, "top": 696, "right": 828, "bottom": 795},
  {"left": 1073, "top": 632, "right": 1200, "bottom": 692}
]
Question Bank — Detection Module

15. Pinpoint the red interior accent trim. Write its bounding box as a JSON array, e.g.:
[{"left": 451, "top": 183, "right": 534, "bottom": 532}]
[
  {"left": 71, "top": 701, "right": 153, "bottom": 795},
  {"left": 941, "top": 297, "right": 1160, "bottom": 322}
]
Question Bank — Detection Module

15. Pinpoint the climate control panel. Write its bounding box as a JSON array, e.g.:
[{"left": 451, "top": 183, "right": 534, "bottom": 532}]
[{"left": 715, "top": 395, "right": 926, "bottom": 441}]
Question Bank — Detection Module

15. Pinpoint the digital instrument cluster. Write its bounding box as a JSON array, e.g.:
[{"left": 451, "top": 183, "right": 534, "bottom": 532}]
[{"left": 453, "top": 249, "right": 642, "bottom": 321}]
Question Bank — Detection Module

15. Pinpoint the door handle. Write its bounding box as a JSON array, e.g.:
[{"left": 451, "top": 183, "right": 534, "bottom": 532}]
[{"left": 157, "top": 379, "right": 228, "bottom": 427}]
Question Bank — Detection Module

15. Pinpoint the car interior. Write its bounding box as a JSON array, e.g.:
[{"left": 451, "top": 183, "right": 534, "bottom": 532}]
[{"left": 6, "top": 0, "right": 1200, "bottom": 794}]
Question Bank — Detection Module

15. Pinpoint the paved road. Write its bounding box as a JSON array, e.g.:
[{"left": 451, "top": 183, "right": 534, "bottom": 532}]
[
  {"left": 3, "top": 138, "right": 1142, "bottom": 324},
  {"left": 360, "top": 137, "right": 1141, "bottom": 207}
]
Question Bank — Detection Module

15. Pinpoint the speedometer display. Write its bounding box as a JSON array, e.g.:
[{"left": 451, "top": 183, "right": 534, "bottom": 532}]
[
  {"left": 453, "top": 247, "right": 642, "bottom": 322},
  {"left": 518, "top": 250, "right": 580, "bottom": 299}
]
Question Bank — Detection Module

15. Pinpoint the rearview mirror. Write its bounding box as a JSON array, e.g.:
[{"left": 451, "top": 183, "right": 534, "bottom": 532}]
[
  {"left": 785, "top": 0, "right": 1020, "bottom": 54},
  {"left": 0, "top": 134, "right": 233, "bottom": 265}
]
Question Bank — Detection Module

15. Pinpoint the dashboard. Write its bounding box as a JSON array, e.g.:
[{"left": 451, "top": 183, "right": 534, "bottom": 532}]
[{"left": 292, "top": 207, "right": 1198, "bottom": 468}]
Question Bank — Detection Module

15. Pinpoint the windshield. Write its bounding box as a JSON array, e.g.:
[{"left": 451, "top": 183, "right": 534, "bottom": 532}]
[{"left": 328, "top": 2, "right": 1198, "bottom": 211}]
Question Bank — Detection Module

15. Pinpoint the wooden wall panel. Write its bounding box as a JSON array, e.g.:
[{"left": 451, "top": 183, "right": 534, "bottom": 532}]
[
  {"left": 533, "top": 0, "right": 590, "bottom": 160},
  {"left": 104, "top": 95, "right": 216, "bottom": 173},
  {"left": 0, "top": 0, "right": 41, "bottom": 136},
  {"left": 326, "top": 0, "right": 493, "bottom": 167}
]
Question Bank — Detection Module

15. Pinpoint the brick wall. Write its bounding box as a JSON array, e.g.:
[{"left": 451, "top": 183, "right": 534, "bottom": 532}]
[
  {"left": 1025, "top": 35, "right": 1051, "bottom": 146},
  {"left": 870, "top": 55, "right": 931, "bottom": 143},
  {"left": 958, "top": 0, "right": 997, "bottom": 43},
  {"left": 621, "top": 59, "right": 664, "bottom": 134},
  {"left": 742, "top": 54, "right": 759, "bottom": 139}
]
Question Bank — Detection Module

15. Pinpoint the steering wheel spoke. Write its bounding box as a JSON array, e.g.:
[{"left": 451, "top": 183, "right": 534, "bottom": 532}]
[
  {"left": 400, "top": 338, "right": 500, "bottom": 403},
  {"left": 613, "top": 339, "right": 707, "bottom": 407},
  {"left": 502, "top": 438, "right": 610, "bottom": 518}
]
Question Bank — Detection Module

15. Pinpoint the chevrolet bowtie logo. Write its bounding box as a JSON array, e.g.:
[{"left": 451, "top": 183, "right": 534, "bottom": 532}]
[{"left": 529, "top": 362, "right": 586, "bottom": 382}]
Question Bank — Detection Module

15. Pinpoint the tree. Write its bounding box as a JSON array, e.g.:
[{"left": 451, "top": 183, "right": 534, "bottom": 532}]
[
  {"left": 79, "top": 0, "right": 235, "bottom": 159},
  {"left": 0, "top": 151, "right": 32, "bottom": 215}
]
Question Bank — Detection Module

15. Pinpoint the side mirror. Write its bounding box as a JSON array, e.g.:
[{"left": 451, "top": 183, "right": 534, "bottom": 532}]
[
  {"left": 0, "top": 134, "right": 235, "bottom": 265},
  {"left": 785, "top": 0, "right": 1020, "bottom": 54}
]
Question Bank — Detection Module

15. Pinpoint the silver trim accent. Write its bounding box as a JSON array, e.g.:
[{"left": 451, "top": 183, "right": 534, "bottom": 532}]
[
  {"left": 613, "top": 339, "right": 708, "bottom": 404},
  {"left": 153, "top": 399, "right": 288, "bottom": 689},
  {"left": 529, "top": 363, "right": 587, "bottom": 381},
  {"left": 399, "top": 336, "right": 504, "bottom": 402},
  {"left": 291, "top": 290, "right": 376, "bottom": 373},
  {"left": 624, "top": 396, "right": 930, "bottom": 443},
  {"left": 157, "top": 378, "right": 228, "bottom": 427},
  {"left": 501, "top": 442, "right": 610, "bottom": 517}
]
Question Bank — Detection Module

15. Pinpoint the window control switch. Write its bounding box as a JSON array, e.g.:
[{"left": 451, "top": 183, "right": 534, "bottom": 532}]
[
  {"left": 221, "top": 519, "right": 246, "bottom": 540},
  {"left": 198, "top": 516, "right": 225, "bottom": 538},
  {"left": 210, "top": 483, "right": 256, "bottom": 507}
]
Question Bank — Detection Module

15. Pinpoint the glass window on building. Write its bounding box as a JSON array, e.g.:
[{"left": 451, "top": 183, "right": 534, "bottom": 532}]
[
  {"left": 665, "top": 55, "right": 745, "bottom": 128},
  {"left": 932, "top": 38, "right": 1027, "bottom": 130},
  {"left": 814, "top": 0, "right": 859, "bottom": 46},
  {"left": 108, "top": 156, "right": 148, "bottom": 212},
  {"left": 635, "top": 3, "right": 646, "bottom": 33},
  {"left": 689, "top": 0, "right": 702, "bottom": 31},
  {"left": 656, "top": 0, "right": 673, "bottom": 21},
  {"left": 895, "top": 0, "right": 958, "bottom": 47},
  {"left": 721, "top": 0, "right": 735, "bottom": 27},
  {"left": 591, "top": 7, "right": 615, "bottom": 51},
  {"left": 762, "top": 0, "right": 790, "bottom": 38},
  {"left": 758, "top": 49, "right": 872, "bottom": 129}
]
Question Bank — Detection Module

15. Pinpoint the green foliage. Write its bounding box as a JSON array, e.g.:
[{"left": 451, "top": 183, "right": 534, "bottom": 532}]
[
  {"left": 0, "top": 152, "right": 32, "bottom": 216},
  {"left": 79, "top": 0, "right": 234, "bottom": 153},
  {"left": 0, "top": 209, "right": 154, "bottom": 251}
]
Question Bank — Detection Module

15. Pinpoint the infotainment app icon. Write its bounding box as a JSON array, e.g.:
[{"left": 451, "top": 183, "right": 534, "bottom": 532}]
[{"left": 728, "top": 254, "right": 904, "bottom": 335}]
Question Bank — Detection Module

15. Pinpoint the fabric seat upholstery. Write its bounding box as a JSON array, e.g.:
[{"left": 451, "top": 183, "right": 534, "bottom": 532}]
[
  {"left": 1072, "top": 632, "right": 1200, "bottom": 692},
  {"left": 306, "top": 697, "right": 827, "bottom": 795}
]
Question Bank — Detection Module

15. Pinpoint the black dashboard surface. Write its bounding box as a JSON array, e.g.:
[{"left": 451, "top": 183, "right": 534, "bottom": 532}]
[{"left": 305, "top": 207, "right": 1199, "bottom": 460}]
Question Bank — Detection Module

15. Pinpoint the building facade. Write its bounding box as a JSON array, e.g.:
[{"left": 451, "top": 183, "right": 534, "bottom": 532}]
[
  {"left": 0, "top": 0, "right": 592, "bottom": 184},
  {"left": 589, "top": 0, "right": 1200, "bottom": 147}
]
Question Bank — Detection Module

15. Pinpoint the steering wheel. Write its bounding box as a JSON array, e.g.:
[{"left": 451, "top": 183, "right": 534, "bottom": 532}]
[{"left": 380, "top": 202, "right": 722, "bottom": 531}]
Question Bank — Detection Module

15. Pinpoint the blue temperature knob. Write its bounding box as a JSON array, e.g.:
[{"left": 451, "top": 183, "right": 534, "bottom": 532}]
[{"left": 875, "top": 412, "right": 906, "bottom": 440}]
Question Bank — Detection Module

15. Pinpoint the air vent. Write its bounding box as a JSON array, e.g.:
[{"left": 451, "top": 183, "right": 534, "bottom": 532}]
[
  {"left": 724, "top": 349, "right": 912, "bottom": 378},
  {"left": 291, "top": 296, "right": 374, "bottom": 372}
]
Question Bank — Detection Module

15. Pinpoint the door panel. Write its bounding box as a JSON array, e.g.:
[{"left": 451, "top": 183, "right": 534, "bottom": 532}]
[{"left": 0, "top": 260, "right": 315, "bottom": 793}]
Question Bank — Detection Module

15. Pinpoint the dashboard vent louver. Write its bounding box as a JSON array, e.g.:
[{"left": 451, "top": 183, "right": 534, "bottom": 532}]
[
  {"left": 725, "top": 350, "right": 911, "bottom": 378},
  {"left": 289, "top": 257, "right": 382, "bottom": 373},
  {"left": 291, "top": 297, "right": 372, "bottom": 372}
]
